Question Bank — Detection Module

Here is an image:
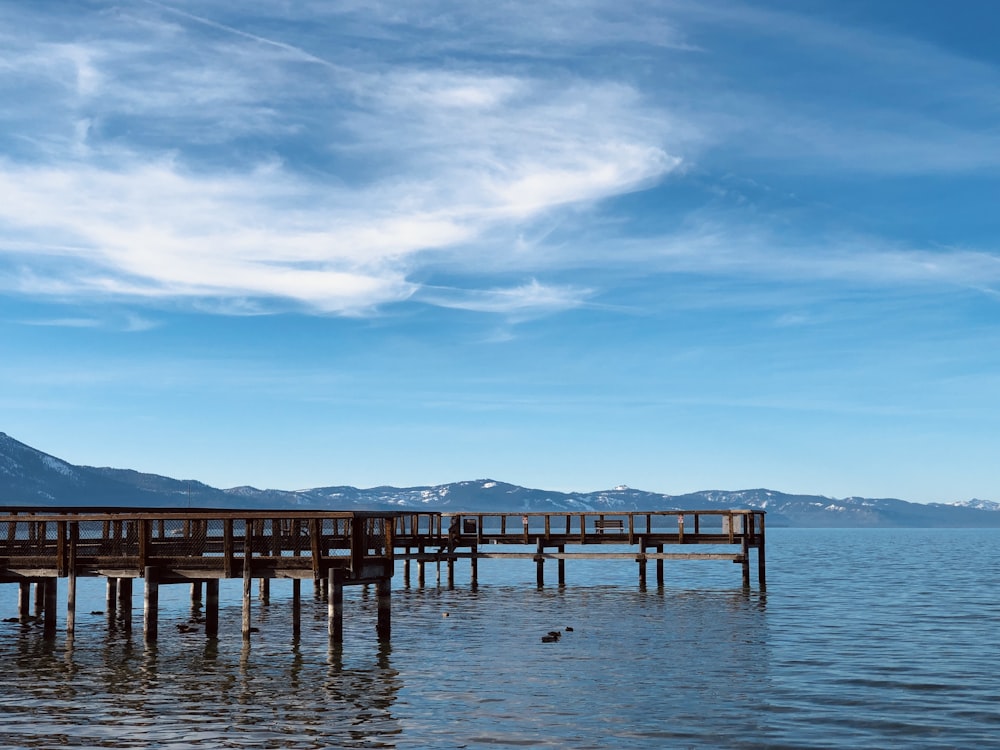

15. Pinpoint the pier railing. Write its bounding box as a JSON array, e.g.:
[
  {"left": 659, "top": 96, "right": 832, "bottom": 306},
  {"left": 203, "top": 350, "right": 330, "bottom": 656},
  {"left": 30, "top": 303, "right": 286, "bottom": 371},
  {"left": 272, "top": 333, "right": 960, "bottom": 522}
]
[
  {"left": 1, "top": 507, "right": 764, "bottom": 643},
  {"left": 393, "top": 509, "right": 765, "bottom": 547},
  {"left": 0, "top": 509, "right": 405, "bottom": 582}
]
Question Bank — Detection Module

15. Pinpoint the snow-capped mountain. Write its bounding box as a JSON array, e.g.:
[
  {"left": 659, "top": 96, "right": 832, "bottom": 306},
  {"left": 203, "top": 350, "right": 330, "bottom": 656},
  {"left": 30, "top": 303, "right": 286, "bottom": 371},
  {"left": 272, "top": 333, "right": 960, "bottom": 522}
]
[{"left": 1, "top": 432, "right": 998, "bottom": 526}]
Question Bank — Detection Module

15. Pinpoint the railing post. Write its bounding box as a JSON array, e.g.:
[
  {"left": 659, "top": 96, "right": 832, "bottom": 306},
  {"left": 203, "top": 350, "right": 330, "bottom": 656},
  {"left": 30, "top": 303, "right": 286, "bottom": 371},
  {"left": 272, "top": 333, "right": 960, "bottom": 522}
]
[
  {"left": 138, "top": 519, "right": 150, "bottom": 573},
  {"left": 223, "top": 519, "right": 234, "bottom": 578},
  {"left": 310, "top": 519, "right": 322, "bottom": 582},
  {"left": 350, "top": 516, "right": 365, "bottom": 574},
  {"left": 55, "top": 521, "right": 67, "bottom": 577}
]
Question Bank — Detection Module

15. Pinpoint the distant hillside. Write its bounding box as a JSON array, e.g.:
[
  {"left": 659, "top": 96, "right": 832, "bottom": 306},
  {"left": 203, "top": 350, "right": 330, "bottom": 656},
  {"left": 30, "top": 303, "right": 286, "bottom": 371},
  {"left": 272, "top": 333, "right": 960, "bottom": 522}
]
[{"left": 2, "top": 432, "right": 998, "bottom": 527}]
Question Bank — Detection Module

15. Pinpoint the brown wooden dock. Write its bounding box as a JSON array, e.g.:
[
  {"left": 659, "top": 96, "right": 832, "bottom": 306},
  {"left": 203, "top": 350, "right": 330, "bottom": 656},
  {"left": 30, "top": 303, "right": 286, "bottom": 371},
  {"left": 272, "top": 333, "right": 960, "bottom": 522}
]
[{"left": 0, "top": 507, "right": 765, "bottom": 643}]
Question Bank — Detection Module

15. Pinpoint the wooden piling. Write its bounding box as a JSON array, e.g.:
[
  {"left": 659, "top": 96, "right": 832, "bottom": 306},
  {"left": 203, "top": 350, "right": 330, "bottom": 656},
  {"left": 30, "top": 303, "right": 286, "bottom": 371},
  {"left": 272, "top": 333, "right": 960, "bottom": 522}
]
[
  {"left": 757, "top": 515, "right": 767, "bottom": 590},
  {"left": 557, "top": 545, "right": 566, "bottom": 586},
  {"left": 329, "top": 568, "right": 344, "bottom": 643},
  {"left": 741, "top": 536, "right": 751, "bottom": 589},
  {"left": 118, "top": 578, "right": 133, "bottom": 632},
  {"left": 66, "top": 572, "right": 77, "bottom": 636},
  {"left": 376, "top": 577, "right": 391, "bottom": 642},
  {"left": 144, "top": 567, "right": 158, "bottom": 642},
  {"left": 470, "top": 544, "right": 478, "bottom": 590},
  {"left": 106, "top": 578, "right": 117, "bottom": 623},
  {"left": 535, "top": 539, "right": 545, "bottom": 587},
  {"left": 43, "top": 578, "right": 57, "bottom": 636},
  {"left": 656, "top": 544, "right": 664, "bottom": 587},
  {"left": 638, "top": 539, "right": 647, "bottom": 588},
  {"left": 18, "top": 581, "right": 30, "bottom": 622},
  {"left": 205, "top": 579, "right": 219, "bottom": 638},
  {"left": 292, "top": 579, "right": 301, "bottom": 638},
  {"left": 191, "top": 581, "right": 203, "bottom": 604}
]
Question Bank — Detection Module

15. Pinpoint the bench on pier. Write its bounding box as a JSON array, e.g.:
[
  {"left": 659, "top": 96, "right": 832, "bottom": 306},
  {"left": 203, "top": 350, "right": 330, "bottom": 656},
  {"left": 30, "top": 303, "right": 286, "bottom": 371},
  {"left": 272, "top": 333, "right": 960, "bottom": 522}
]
[{"left": 593, "top": 518, "right": 624, "bottom": 533}]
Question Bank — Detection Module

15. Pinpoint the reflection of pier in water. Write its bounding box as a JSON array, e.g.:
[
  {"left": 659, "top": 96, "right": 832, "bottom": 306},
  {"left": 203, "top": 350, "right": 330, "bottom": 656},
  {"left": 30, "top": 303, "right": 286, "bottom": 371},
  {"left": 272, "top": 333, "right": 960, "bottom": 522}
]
[{"left": 0, "top": 508, "right": 765, "bottom": 643}]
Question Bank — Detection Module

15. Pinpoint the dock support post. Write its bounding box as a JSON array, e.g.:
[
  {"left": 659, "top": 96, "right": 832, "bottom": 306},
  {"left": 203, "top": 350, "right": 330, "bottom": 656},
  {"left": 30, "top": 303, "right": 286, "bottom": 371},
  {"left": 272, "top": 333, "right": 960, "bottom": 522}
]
[
  {"left": 656, "top": 544, "right": 664, "bottom": 588},
  {"left": 403, "top": 553, "right": 410, "bottom": 588},
  {"left": 242, "top": 571, "right": 252, "bottom": 642},
  {"left": 258, "top": 578, "right": 270, "bottom": 604},
  {"left": 242, "top": 572, "right": 252, "bottom": 640},
  {"left": 638, "top": 539, "right": 647, "bottom": 589},
  {"left": 741, "top": 536, "right": 751, "bottom": 589},
  {"left": 447, "top": 556, "right": 455, "bottom": 589},
  {"left": 106, "top": 578, "right": 118, "bottom": 625},
  {"left": 535, "top": 540, "right": 545, "bottom": 588},
  {"left": 144, "top": 567, "right": 158, "bottom": 643},
  {"left": 43, "top": 578, "right": 57, "bottom": 637},
  {"left": 470, "top": 544, "right": 478, "bottom": 590},
  {"left": 66, "top": 571, "right": 77, "bottom": 636},
  {"left": 757, "top": 516, "right": 767, "bottom": 590},
  {"left": 329, "top": 568, "right": 344, "bottom": 644},
  {"left": 18, "top": 581, "right": 30, "bottom": 621},
  {"left": 417, "top": 549, "right": 425, "bottom": 588},
  {"left": 376, "top": 577, "right": 391, "bottom": 642},
  {"left": 34, "top": 580, "right": 43, "bottom": 615},
  {"left": 118, "top": 578, "right": 133, "bottom": 633},
  {"left": 191, "top": 581, "right": 203, "bottom": 605},
  {"left": 292, "top": 579, "right": 301, "bottom": 638},
  {"left": 205, "top": 580, "right": 219, "bottom": 638},
  {"left": 557, "top": 545, "right": 566, "bottom": 587}
]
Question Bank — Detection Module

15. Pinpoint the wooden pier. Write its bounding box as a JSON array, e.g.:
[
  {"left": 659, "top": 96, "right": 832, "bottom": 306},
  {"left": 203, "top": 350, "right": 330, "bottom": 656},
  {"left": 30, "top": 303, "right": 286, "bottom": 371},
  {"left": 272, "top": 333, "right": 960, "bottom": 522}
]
[{"left": 0, "top": 508, "right": 764, "bottom": 643}]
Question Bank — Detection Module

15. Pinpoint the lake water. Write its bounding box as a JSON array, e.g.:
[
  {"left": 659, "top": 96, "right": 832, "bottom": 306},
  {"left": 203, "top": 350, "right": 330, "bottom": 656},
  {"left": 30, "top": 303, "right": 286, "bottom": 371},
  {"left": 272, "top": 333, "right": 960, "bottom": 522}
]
[{"left": 1, "top": 528, "right": 998, "bottom": 749}]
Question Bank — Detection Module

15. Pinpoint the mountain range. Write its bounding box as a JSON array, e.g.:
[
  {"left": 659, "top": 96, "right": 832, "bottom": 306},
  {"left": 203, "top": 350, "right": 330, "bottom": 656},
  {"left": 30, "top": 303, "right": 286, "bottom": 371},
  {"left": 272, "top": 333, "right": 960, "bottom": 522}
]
[{"left": 2, "top": 431, "right": 998, "bottom": 527}]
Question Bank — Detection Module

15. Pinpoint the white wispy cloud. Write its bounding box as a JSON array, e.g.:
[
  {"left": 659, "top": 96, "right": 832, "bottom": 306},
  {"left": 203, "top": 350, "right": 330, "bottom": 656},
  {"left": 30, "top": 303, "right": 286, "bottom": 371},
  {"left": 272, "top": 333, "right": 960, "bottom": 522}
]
[
  {"left": 1, "top": 0, "right": 998, "bottom": 320},
  {"left": 0, "top": 1, "right": 684, "bottom": 315},
  {"left": 416, "top": 279, "right": 592, "bottom": 316}
]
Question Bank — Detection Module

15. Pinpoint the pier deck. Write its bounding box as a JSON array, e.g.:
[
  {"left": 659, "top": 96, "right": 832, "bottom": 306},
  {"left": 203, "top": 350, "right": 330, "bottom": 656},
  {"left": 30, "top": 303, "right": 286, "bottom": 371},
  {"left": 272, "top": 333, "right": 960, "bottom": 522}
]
[{"left": 0, "top": 507, "right": 764, "bottom": 643}]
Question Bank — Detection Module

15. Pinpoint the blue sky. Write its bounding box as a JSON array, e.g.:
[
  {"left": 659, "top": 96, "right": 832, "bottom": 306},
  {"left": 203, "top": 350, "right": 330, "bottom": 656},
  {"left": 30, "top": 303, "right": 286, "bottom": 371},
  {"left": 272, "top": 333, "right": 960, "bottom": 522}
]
[{"left": 2, "top": 0, "right": 999, "bottom": 503}]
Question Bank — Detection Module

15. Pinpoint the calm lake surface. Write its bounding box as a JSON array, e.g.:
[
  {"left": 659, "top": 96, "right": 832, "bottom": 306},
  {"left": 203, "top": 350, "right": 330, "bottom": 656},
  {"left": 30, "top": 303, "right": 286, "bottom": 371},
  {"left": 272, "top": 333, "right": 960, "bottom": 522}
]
[{"left": 1, "top": 528, "right": 998, "bottom": 749}]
